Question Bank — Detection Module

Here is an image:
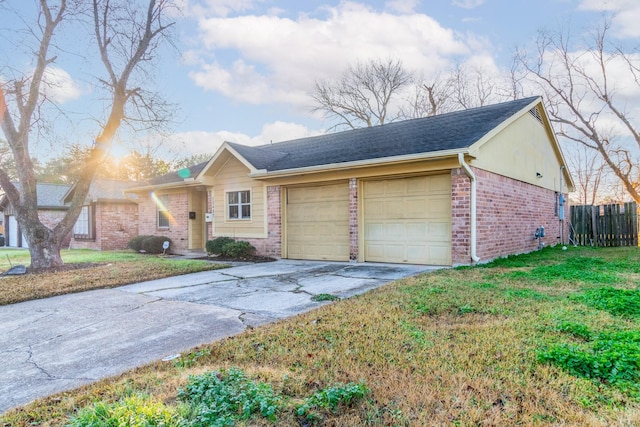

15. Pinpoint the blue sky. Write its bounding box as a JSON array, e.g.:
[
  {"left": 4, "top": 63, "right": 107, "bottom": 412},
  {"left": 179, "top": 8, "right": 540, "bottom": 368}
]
[{"left": 1, "top": 0, "right": 638, "bottom": 162}]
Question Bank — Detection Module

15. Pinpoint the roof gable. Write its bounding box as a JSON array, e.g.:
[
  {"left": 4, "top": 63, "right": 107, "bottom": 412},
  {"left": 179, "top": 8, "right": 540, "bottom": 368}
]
[{"left": 63, "top": 178, "right": 141, "bottom": 204}]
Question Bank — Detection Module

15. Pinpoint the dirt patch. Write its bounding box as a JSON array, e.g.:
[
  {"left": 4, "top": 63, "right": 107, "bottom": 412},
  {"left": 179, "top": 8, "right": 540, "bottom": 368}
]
[
  {"left": 26, "top": 263, "right": 106, "bottom": 275},
  {"left": 196, "top": 255, "right": 277, "bottom": 263}
]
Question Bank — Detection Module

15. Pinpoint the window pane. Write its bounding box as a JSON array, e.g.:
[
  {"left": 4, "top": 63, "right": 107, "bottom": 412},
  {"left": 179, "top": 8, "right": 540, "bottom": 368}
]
[
  {"left": 74, "top": 206, "right": 89, "bottom": 235},
  {"left": 240, "top": 191, "right": 250, "bottom": 204},
  {"left": 158, "top": 211, "right": 170, "bottom": 228},
  {"left": 229, "top": 205, "right": 239, "bottom": 219},
  {"left": 241, "top": 205, "right": 251, "bottom": 218},
  {"left": 228, "top": 192, "right": 238, "bottom": 204}
]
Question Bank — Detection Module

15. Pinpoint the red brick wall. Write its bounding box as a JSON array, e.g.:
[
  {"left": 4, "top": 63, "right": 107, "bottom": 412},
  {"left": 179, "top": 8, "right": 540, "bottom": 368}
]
[
  {"left": 71, "top": 203, "right": 138, "bottom": 250},
  {"left": 451, "top": 169, "right": 472, "bottom": 264},
  {"left": 237, "top": 185, "right": 282, "bottom": 258},
  {"left": 137, "top": 191, "right": 189, "bottom": 253},
  {"left": 452, "top": 167, "right": 569, "bottom": 265},
  {"left": 349, "top": 178, "right": 358, "bottom": 261}
]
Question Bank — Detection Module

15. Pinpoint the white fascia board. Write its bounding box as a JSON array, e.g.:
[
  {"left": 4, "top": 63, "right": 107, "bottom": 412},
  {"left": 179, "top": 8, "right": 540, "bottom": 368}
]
[{"left": 248, "top": 148, "right": 470, "bottom": 179}]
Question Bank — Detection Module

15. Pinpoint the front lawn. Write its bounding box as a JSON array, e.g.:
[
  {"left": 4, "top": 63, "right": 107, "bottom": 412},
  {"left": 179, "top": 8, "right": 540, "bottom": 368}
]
[
  {"left": 0, "top": 249, "right": 227, "bottom": 306},
  {"left": 2, "top": 246, "right": 640, "bottom": 425}
]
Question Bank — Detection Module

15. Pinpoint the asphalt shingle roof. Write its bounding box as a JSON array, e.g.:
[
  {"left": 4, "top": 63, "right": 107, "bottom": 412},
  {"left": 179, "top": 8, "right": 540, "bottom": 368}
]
[
  {"left": 228, "top": 96, "right": 539, "bottom": 172},
  {"left": 148, "top": 161, "right": 210, "bottom": 186}
]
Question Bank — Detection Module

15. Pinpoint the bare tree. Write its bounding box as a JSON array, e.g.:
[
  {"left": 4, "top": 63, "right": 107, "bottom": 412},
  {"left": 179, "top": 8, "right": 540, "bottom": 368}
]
[
  {"left": 448, "top": 63, "right": 514, "bottom": 109},
  {"left": 0, "top": 0, "right": 175, "bottom": 269},
  {"left": 401, "top": 72, "right": 453, "bottom": 119},
  {"left": 567, "top": 144, "right": 606, "bottom": 205},
  {"left": 515, "top": 18, "right": 640, "bottom": 204},
  {"left": 312, "top": 58, "right": 412, "bottom": 130}
]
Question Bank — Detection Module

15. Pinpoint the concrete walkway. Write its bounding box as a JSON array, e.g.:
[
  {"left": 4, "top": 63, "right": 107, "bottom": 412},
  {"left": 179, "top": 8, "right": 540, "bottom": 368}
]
[{"left": 0, "top": 260, "right": 439, "bottom": 414}]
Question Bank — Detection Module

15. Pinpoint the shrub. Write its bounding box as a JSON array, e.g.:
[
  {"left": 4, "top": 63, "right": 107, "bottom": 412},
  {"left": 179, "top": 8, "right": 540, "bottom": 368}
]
[
  {"left": 206, "top": 236, "right": 235, "bottom": 255},
  {"left": 128, "top": 235, "right": 172, "bottom": 254},
  {"left": 220, "top": 240, "right": 255, "bottom": 258},
  {"left": 127, "top": 235, "right": 152, "bottom": 252},
  {"left": 141, "top": 236, "right": 172, "bottom": 254}
]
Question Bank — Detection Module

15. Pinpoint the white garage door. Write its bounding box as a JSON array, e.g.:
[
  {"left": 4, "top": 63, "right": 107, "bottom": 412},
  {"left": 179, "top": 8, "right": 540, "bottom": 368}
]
[
  {"left": 363, "top": 175, "right": 451, "bottom": 265},
  {"left": 8, "top": 216, "right": 28, "bottom": 248},
  {"left": 286, "top": 183, "right": 349, "bottom": 261}
]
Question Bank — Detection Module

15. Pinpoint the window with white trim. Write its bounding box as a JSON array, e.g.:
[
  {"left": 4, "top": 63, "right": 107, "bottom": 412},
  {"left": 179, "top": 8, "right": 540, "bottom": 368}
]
[
  {"left": 73, "top": 205, "right": 94, "bottom": 239},
  {"left": 227, "top": 190, "right": 251, "bottom": 219},
  {"left": 157, "top": 194, "right": 170, "bottom": 228}
]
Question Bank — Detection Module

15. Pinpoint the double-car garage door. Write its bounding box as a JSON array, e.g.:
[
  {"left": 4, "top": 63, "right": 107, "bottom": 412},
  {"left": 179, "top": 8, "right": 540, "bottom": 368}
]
[{"left": 285, "top": 175, "right": 452, "bottom": 265}]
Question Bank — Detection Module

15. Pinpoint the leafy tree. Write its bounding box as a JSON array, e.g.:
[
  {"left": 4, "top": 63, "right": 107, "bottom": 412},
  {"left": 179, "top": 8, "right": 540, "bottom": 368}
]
[
  {"left": 0, "top": 0, "right": 175, "bottom": 269},
  {"left": 173, "top": 153, "right": 214, "bottom": 170}
]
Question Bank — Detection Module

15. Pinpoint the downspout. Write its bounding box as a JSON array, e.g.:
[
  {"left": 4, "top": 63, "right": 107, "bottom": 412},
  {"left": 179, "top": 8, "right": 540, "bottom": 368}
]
[{"left": 458, "top": 153, "right": 480, "bottom": 263}]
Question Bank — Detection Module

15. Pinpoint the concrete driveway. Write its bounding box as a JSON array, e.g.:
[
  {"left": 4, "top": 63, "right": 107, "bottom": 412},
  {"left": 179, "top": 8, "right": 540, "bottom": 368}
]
[{"left": 0, "top": 259, "right": 438, "bottom": 414}]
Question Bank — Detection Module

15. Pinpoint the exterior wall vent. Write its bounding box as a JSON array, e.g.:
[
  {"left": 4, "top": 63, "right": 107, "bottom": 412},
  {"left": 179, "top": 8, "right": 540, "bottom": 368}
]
[{"left": 528, "top": 107, "right": 543, "bottom": 124}]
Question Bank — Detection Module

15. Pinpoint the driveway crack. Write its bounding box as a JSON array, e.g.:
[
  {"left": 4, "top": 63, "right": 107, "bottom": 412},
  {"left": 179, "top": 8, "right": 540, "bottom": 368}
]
[{"left": 26, "top": 345, "right": 54, "bottom": 380}]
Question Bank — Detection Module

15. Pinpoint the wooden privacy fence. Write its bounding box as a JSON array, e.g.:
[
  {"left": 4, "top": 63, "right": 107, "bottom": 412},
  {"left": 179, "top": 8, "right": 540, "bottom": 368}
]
[{"left": 570, "top": 202, "right": 638, "bottom": 247}]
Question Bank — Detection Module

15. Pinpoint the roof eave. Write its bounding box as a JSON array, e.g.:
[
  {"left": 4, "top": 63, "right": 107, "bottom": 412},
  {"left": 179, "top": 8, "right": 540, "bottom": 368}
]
[
  {"left": 248, "top": 148, "right": 471, "bottom": 179},
  {"left": 125, "top": 179, "right": 205, "bottom": 193}
]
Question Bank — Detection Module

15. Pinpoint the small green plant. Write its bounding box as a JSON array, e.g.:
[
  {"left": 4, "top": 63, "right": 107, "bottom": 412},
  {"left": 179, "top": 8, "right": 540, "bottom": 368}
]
[
  {"left": 178, "top": 367, "right": 280, "bottom": 426},
  {"left": 555, "top": 321, "right": 592, "bottom": 340},
  {"left": 68, "top": 395, "right": 179, "bottom": 427},
  {"left": 173, "top": 348, "right": 212, "bottom": 369},
  {"left": 576, "top": 287, "right": 640, "bottom": 318},
  {"left": 220, "top": 240, "right": 256, "bottom": 258},
  {"left": 538, "top": 329, "right": 640, "bottom": 395},
  {"left": 296, "top": 382, "right": 369, "bottom": 420},
  {"left": 311, "top": 293, "right": 340, "bottom": 302},
  {"left": 206, "top": 236, "right": 235, "bottom": 255}
]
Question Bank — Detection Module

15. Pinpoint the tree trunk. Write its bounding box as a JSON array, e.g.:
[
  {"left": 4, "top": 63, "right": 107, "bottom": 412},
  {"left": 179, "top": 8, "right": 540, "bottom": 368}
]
[{"left": 22, "top": 221, "right": 64, "bottom": 269}]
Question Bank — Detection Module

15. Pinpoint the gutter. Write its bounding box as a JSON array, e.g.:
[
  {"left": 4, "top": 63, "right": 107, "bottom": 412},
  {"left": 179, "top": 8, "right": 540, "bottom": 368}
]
[
  {"left": 248, "top": 148, "right": 468, "bottom": 179},
  {"left": 458, "top": 153, "right": 480, "bottom": 263}
]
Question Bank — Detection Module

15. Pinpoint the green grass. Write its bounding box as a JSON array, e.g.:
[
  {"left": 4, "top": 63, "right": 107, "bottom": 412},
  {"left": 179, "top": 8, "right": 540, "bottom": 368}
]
[
  {"left": 3, "top": 246, "right": 640, "bottom": 426},
  {"left": 0, "top": 249, "right": 228, "bottom": 305}
]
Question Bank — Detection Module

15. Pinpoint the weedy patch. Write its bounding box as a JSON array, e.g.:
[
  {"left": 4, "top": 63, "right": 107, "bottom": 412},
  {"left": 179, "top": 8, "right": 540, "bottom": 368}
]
[
  {"left": 178, "top": 367, "right": 281, "bottom": 426},
  {"left": 311, "top": 293, "right": 340, "bottom": 302},
  {"left": 68, "top": 395, "right": 179, "bottom": 427},
  {"left": 576, "top": 287, "right": 640, "bottom": 318},
  {"left": 538, "top": 329, "right": 640, "bottom": 398}
]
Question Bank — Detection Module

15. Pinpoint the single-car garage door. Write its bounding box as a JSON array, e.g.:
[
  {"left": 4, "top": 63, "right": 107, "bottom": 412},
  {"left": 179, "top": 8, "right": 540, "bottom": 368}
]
[
  {"left": 286, "top": 182, "right": 349, "bottom": 261},
  {"left": 363, "top": 175, "right": 451, "bottom": 265}
]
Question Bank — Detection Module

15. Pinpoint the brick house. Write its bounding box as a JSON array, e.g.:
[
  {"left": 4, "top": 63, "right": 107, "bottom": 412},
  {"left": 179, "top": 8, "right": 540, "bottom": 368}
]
[
  {"left": 0, "top": 183, "right": 72, "bottom": 248},
  {"left": 127, "top": 96, "right": 575, "bottom": 266},
  {"left": 63, "top": 179, "right": 139, "bottom": 250}
]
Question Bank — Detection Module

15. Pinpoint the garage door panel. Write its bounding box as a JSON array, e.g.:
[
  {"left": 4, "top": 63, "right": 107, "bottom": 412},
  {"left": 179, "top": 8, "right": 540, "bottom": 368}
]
[
  {"left": 286, "top": 183, "right": 349, "bottom": 261},
  {"left": 428, "top": 222, "right": 451, "bottom": 240},
  {"left": 364, "top": 175, "right": 451, "bottom": 265},
  {"left": 405, "top": 222, "right": 428, "bottom": 240}
]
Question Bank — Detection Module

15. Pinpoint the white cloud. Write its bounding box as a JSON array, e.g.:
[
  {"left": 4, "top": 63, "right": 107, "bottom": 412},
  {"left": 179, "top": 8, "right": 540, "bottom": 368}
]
[
  {"left": 184, "top": 0, "right": 258, "bottom": 17},
  {"left": 451, "top": 0, "right": 484, "bottom": 9},
  {"left": 385, "top": 0, "right": 418, "bottom": 14},
  {"left": 41, "top": 67, "right": 82, "bottom": 104},
  {"left": 189, "top": 2, "right": 480, "bottom": 107},
  {"left": 167, "top": 121, "right": 320, "bottom": 156},
  {"left": 579, "top": 0, "right": 640, "bottom": 38}
]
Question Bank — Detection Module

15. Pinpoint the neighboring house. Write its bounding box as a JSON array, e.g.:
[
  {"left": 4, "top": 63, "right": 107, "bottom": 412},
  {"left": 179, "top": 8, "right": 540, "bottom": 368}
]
[
  {"left": 63, "top": 179, "right": 140, "bottom": 250},
  {"left": 127, "top": 96, "right": 575, "bottom": 266},
  {"left": 0, "top": 183, "right": 72, "bottom": 248}
]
